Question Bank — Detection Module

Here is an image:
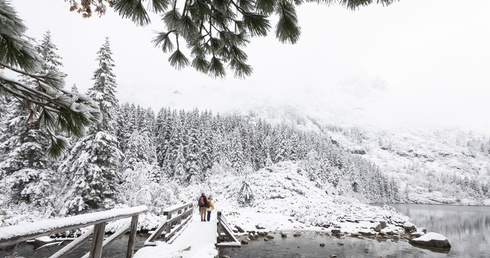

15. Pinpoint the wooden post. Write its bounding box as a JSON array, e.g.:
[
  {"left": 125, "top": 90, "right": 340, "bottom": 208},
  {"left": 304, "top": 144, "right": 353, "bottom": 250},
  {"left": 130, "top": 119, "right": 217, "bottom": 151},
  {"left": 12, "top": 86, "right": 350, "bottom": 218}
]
[
  {"left": 166, "top": 221, "right": 172, "bottom": 235},
  {"left": 217, "top": 212, "right": 222, "bottom": 243},
  {"left": 89, "top": 223, "right": 106, "bottom": 258},
  {"left": 126, "top": 215, "right": 139, "bottom": 258}
]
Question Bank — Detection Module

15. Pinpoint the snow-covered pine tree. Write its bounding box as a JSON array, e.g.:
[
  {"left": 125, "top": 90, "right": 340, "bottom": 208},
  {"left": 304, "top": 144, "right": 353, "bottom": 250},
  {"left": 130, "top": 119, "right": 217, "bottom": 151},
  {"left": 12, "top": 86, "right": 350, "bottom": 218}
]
[
  {"left": 0, "top": 31, "right": 67, "bottom": 207},
  {"left": 184, "top": 110, "right": 202, "bottom": 183},
  {"left": 58, "top": 38, "right": 122, "bottom": 215},
  {"left": 162, "top": 111, "right": 183, "bottom": 178},
  {"left": 199, "top": 111, "right": 214, "bottom": 175},
  {"left": 123, "top": 130, "right": 157, "bottom": 171},
  {"left": 87, "top": 37, "right": 118, "bottom": 133},
  {"left": 154, "top": 108, "right": 173, "bottom": 168},
  {"left": 114, "top": 103, "right": 133, "bottom": 152},
  {"left": 230, "top": 129, "right": 245, "bottom": 175},
  {"left": 0, "top": 3, "right": 100, "bottom": 156},
  {"left": 120, "top": 129, "right": 163, "bottom": 206},
  {"left": 0, "top": 98, "right": 56, "bottom": 207}
]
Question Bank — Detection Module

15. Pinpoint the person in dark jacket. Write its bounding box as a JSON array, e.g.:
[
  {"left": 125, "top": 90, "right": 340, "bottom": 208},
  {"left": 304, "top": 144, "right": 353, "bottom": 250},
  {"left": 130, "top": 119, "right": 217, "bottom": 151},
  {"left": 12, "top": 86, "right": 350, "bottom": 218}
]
[{"left": 198, "top": 193, "right": 207, "bottom": 221}]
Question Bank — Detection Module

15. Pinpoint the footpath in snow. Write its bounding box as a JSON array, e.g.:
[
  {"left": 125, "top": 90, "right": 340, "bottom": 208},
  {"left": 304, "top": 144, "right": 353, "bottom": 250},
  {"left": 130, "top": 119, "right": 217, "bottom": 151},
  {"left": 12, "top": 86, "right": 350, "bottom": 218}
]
[{"left": 134, "top": 213, "right": 218, "bottom": 258}]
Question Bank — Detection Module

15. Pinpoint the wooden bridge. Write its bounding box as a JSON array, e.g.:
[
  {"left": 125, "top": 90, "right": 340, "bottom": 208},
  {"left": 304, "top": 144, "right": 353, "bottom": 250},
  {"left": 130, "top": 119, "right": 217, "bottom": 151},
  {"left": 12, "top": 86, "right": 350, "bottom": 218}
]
[{"left": 0, "top": 203, "right": 240, "bottom": 258}]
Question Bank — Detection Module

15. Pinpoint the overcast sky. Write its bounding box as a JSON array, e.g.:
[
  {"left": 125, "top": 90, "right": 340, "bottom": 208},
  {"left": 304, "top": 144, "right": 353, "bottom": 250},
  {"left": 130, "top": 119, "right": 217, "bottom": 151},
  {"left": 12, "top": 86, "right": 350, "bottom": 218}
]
[{"left": 10, "top": 0, "right": 490, "bottom": 133}]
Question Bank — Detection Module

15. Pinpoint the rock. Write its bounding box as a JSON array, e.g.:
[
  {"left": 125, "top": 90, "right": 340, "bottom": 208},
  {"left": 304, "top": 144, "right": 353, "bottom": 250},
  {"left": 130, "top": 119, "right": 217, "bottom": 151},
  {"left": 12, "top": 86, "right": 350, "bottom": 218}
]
[
  {"left": 293, "top": 232, "right": 302, "bottom": 237},
  {"left": 331, "top": 229, "right": 341, "bottom": 235},
  {"left": 235, "top": 225, "right": 245, "bottom": 233},
  {"left": 255, "top": 225, "right": 266, "bottom": 230},
  {"left": 330, "top": 255, "right": 338, "bottom": 258},
  {"left": 403, "top": 222, "right": 416, "bottom": 232},
  {"left": 359, "top": 229, "right": 374, "bottom": 236},
  {"left": 258, "top": 231, "right": 267, "bottom": 237},
  {"left": 350, "top": 233, "right": 359, "bottom": 238},
  {"left": 222, "top": 256, "right": 231, "bottom": 258},
  {"left": 409, "top": 232, "right": 451, "bottom": 249},
  {"left": 241, "top": 238, "right": 249, "bottom": 244},
  {"left": 264, "top": 238, "right": 269, "bottom": 241},
  {"left": 266, "top": 235, "right": 274, "bottom": 239},
  {"left": 374, "top": 221, "right": 387, "bottom": 232},
  {"left": 337, "top": 242, "right": 344, "bottom": 246},
  {"left": 281, "top": 232, "right": 288, "bottom": 238},
  {"left": 320, "top": 243, "right": 325, "bottom": 247},
  {"left": 411, "top": 231, "right": 425, "bottom": 237}
]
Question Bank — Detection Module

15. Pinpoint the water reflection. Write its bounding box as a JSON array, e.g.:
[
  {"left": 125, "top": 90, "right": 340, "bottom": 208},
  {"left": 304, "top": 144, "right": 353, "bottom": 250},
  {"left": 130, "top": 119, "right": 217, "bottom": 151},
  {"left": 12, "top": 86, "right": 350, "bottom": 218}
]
[{"left": 388, "top": 204, "right": 490, "bottom": 258}]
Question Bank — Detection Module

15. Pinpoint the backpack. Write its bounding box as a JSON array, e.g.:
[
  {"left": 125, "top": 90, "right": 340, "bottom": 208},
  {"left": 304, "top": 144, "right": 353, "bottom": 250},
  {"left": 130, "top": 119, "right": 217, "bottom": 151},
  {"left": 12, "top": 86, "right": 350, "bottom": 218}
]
[
  {"left": 199, "top": 196, "right": 207, "bottom": 207},
  {"left": 206, "top": 199, "right": 210, "bottom": 208}
]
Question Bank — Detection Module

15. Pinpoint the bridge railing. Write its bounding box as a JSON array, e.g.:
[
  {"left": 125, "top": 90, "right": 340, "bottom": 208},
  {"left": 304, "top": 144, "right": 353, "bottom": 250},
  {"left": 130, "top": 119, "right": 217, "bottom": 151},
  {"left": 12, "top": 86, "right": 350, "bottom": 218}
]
[
  {"left": 144, "top": 202, "right": 194, "bottom": 246},
  {"left": 216, "top": 211, "right": 241, "bottom": 248},
  {"left": 0, "top": 205, "right": 148, "bottom": 258}
]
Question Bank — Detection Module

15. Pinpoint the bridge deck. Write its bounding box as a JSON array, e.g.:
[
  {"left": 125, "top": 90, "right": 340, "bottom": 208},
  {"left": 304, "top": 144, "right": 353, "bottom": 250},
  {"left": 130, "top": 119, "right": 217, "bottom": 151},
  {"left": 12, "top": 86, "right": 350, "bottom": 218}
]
[{"left": 134, "top": 213, "right": 218, "bottom": 258}]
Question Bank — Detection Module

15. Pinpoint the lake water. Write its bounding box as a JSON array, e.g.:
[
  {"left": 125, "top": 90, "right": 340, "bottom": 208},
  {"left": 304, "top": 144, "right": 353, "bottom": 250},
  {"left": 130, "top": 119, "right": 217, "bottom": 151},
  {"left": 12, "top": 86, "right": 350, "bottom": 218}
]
[
  {"left": 221, "top": 204, "right": 490, "bottom": 258},
  {"left": 387, "top": 203, "right": 490, "bottom": 258}
]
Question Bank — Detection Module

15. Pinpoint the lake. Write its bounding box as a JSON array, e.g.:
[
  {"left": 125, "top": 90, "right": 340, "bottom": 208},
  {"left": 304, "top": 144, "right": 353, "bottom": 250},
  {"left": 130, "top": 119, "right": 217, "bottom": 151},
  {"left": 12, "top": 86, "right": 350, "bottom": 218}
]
[{"left": 221, "top": 204, "right": 490, "bottom": 258}]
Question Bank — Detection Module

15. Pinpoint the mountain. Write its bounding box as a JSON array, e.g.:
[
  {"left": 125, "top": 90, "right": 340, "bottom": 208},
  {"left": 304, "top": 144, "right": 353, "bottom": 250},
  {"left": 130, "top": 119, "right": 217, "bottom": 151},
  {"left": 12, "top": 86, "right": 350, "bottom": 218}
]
[
  {"left": 146, "top": 76, "right": 490, "bottom": 206},
  {"left": 323, "top": 126, "right": 490, "bottom": 205}
]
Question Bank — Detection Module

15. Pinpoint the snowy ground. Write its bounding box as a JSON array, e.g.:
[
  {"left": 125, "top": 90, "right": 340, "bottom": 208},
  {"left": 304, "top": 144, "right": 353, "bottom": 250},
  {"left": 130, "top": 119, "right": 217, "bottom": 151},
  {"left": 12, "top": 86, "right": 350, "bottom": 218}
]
[
  {"left": 134, "top": 214, "right": 218, "bottom": 258},
  {"left": 1, "top": 161, "right": 448, "bottom": 257},
  {"left": 130, "top": 161, "right": 443, "bottom": 257}
]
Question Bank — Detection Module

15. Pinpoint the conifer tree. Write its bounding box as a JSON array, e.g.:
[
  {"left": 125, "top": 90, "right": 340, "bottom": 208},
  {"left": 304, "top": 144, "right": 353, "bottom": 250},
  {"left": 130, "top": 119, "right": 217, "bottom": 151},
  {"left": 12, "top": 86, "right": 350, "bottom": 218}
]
[
  {"left": 0, "top": 98, "right": 55, "bottom": 206},
  {"left": 184, "top": 110, "right": 202, "bottom": 183},
  {"left": 0, "top": 30, "right": 66, "bottom": 206},
  {"left": 0, "top": 1, "right": 100, "bottom": 156},
  {"left": 230, "top": 130, "right": 245, "bottom": 175},
  {"left": 199, "top": 111, "right": 215, "bottom": 175},
  {"left": 58, "top": 38, "right": 122, "bottom": 214},
  {"left": 87, "top": 37, "right": 118, "bottom": 133},
  {"left": 154, "top": 108, "right": 173, "bottom": 167}
]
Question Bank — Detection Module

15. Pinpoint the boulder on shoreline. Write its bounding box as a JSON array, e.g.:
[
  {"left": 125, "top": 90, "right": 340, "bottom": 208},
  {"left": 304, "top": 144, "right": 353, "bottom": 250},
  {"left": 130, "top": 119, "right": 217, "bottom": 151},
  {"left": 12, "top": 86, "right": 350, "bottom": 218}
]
[{"left": 409, "top": 232, "right": 451, "bottom": 249}]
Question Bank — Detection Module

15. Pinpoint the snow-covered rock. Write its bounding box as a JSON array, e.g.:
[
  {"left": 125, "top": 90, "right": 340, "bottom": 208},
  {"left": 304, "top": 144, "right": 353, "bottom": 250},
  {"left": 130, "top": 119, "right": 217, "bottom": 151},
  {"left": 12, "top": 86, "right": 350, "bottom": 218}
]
[{"left": 409, "top": 232, "right": 451, "bottom": 249}]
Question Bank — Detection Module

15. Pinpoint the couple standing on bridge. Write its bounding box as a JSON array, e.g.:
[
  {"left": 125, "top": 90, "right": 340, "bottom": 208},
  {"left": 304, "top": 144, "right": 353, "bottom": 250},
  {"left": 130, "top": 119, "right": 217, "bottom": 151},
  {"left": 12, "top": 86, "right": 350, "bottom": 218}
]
[{"left": 198, "top": 193, "right": 215, "bottom": 222}]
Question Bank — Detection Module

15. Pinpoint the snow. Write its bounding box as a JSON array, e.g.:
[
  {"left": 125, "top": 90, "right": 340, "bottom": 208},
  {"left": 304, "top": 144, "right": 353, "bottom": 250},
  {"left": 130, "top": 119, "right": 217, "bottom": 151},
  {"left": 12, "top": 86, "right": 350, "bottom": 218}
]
[
  {"left": 412, "top": 232, "right": 448, "bottom": 242},
  {"left": 0, "top": 160, "right": 456, "bottom": 257},
  {"left": 134, "top": 214, "right": 218, "bottom": 258}
]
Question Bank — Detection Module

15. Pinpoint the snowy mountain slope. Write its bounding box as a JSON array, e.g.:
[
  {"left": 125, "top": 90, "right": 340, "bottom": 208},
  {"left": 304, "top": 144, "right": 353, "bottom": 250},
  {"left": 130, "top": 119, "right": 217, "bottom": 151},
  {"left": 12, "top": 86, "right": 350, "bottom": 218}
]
[
  {"left": 148, "top": 84, "right": 490, "bottom": 206},
  {"left": 182, "top": 161, "right": 410, "bottom": 233},
  {"left": 320, "top": 127, "right": 490, "bottom": 205}
]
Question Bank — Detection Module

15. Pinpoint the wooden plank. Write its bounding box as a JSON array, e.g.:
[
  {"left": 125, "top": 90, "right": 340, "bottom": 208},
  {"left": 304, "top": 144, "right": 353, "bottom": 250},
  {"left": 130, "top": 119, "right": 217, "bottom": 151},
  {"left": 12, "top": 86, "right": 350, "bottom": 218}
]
[
  {"left": 144, "top": 221, "right": 167, "bottom": 246},
  {"left": 216, "top": 241, "right": 241, "bottom": 248},
  {"left": 49, "top": 227, "right": 94, "bottom": 258},
  {"left": 89, "top": 223, "right": 106, "bottom": 258},
  {"left": 219, "top": 218, "right": 239, "bottom": 243},
  {"left": 0, "top": 206, "right": 148, "bottom": 248},
  {"left": 164, "top": 212, "right": 193, "bottom": 243},
  {"left": 162, "top": 203, "right": 193, "bottom": 217},
  {"left": 216, "top": 212, "right": 241, "bottom": 247},
  {"left": 81, "top": 221, "right": 131, "bottom": 258},
  {"left": 126, "top": 215, "right": 139, "bottom": 258}
]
